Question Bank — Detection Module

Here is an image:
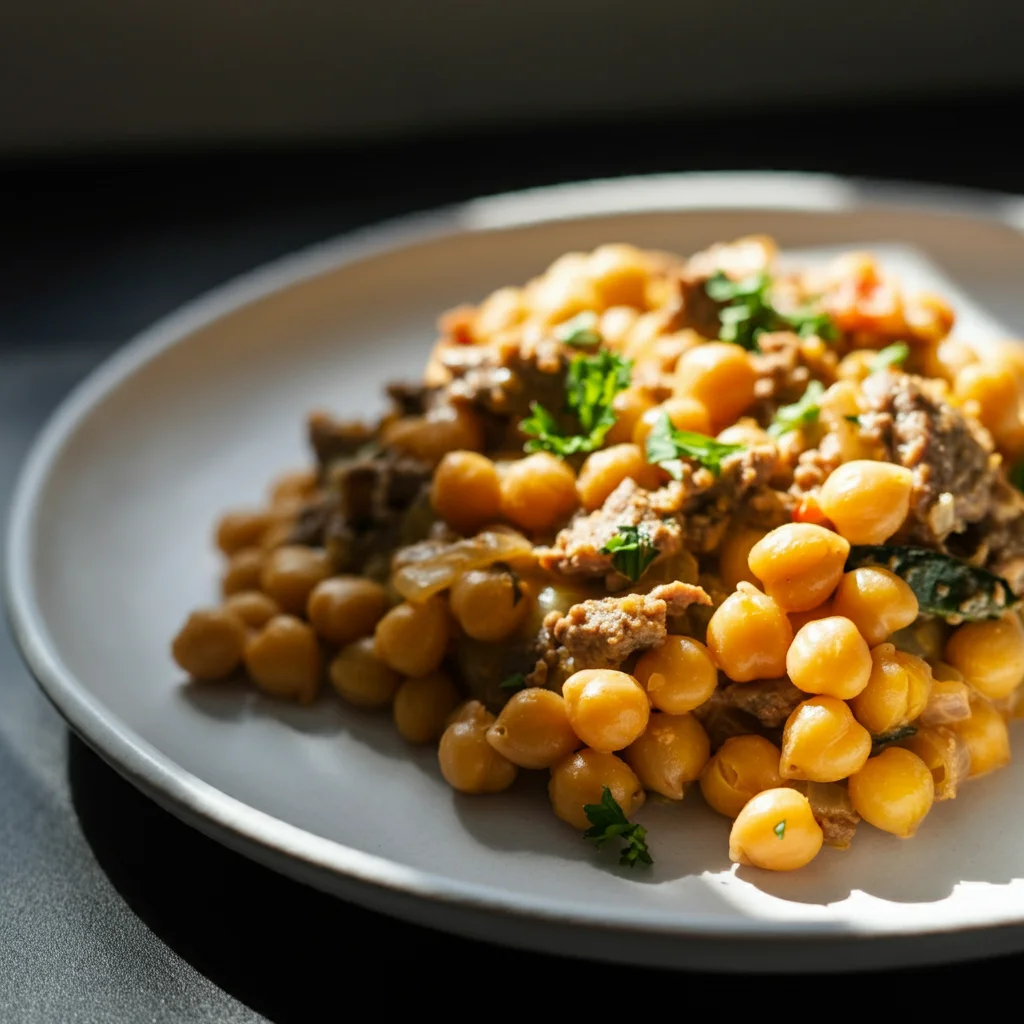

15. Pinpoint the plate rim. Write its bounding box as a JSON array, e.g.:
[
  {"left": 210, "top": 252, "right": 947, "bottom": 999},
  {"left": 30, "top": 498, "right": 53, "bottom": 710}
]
[{"left": 8, "top": 169, "right": 1024, "bottom": 944}]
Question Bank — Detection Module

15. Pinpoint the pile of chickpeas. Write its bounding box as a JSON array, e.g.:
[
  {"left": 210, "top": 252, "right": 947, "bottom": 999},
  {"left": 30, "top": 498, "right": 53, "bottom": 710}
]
[{"left": 172, "top": 239, "right": 1024, "bottom": 873}]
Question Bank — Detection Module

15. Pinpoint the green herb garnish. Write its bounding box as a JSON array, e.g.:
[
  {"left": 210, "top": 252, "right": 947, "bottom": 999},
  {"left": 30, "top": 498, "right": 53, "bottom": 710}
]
[
  {"left": 705, "top": 271, "right": 838, "bottom": 351},
  {"left": 773, "top": 820, "right": 786, "bottom": 840},
  {"left": 844, "top": 414, "right": 864, "bottom": 425},
  {"left": 846, "top": 545, "right": 1016, "bottom": 622},
  {"left": 583, "top": 786, "right": 653, "bottom": 868},
  {"left": 600, "top": 524, "right": 659, "bottom": 582},
  {"left": 558, "top": 312, "right": 602, "bottom": 349},
  {"left": 871, "top": 725, "right": 918, "bottom": 755},
  {"left": 767, "top": 380, "right": 825, "bottom": 439},
  {"left": 498, "top": 672, "right": 527, "bottom": 693},
  {"left": 870, "top": 341, "right": 911, "bottom": 374},
  {"left": 645, "top": 412, "right": 744, "bottom": 479},
  {"left": 1010, "top": 462, "right": 1024, "bottom": 492},
  {"left": 522, "top": 350, "right": 632, "bottom": 457}
]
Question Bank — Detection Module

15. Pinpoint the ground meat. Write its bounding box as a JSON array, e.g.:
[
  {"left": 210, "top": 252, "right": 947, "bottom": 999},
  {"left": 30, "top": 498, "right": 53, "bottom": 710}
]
[
  {"left": 805, "top": 782, "right": 860, "bottom": 850},
  {"left": 750, "top": 331, "right": 837, "bottom": 415},
  {"left": 547, "top": 581, "right": 711, "bottom": 670},
  {"left": 716, "top": 677, "right": 805, "bottom": 729},
  {"left": 861, "top": 372, "right": 1000, "bottom": 544},
  {"left": 539, "top": 478, "right": 689, "bottom": 583},
  {"left": 307, "top": 411, "right": 375, "bottom": 472},
  {"left": 386, "top": 381, "right": 439, "bottom": 417}
]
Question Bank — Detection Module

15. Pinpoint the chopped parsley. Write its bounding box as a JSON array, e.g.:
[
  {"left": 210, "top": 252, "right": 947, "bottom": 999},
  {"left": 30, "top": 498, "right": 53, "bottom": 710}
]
[
  {"left": 767, "top": 380, "right": 825, "bottom": 439},
  {"left": 521, "top": 350, "right": 632, "bottom": 457},
  {"left": 870, "top": 341, "right": 910, "bottom": 374},
  {"left": 583, "top": 787, "right": 653, "bottom": 868},
  {"left": 773, "top": 820, "right": 786, "bottom": 840},
  {"left": 705, "top": 271, "right": 838, "bottom": 351},
  {"left": 645, "top": 412, "right": 744, "bottom": 479},
  {"left": 498, "top": 672, "right": 527, "bottom": 693},
  {"left": 558, "top": 312, "right": 603, "bottom": 349},
  {"left": 600, "top": 524, "right": 659, "bottom": 582}
]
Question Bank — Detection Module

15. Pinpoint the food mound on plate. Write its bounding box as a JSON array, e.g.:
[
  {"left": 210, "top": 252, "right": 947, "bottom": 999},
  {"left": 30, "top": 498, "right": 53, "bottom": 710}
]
[{"left": 172, "top": 236, "right": 1024, "bottom": 872}]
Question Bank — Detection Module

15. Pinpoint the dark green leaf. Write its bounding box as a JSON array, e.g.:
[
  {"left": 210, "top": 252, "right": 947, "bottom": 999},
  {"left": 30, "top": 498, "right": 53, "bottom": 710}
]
[
  {"left": 767, "top": 380, "right": 825, "bottom": 439},
  {"left": 498, "top": 672, "right": 527, "bottom": 693},
  {"left": 583, "top": 786, "right": 653, "bottom": 868},
  {"left": 870, "top": 341, "right": 911, "bottom": 374},
  {"left": 871, "top": 724, "right": 918, "bottom": 755},
  {"left": 521, "top": 351, "right": 632, "bottom": 458},
  {"left": 1010, "top": 462, "right": 1024, "bottom": 493},
  {"left": 844, "top": 414, "right": 864, "bottom": 425},
  {"left": 845, "top": 545, "right": 1017, "bottom": 622},
  {"left": 558, "top": 312, "right": 603, "bottom": 349},
  {"left": 600, "top": 524, "right": 659, "bottom": 582},
  {"left": 773, "top": 820, "right": 786, "bottom": 840},
  {"left": 645, "top": 413, "right": 744, "bottom": 478}
]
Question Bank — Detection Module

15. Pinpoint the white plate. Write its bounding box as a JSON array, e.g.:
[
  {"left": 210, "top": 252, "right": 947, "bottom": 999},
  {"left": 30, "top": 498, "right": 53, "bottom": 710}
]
[{"left": 10, "top": 172, "right": 1024, "bottom": 972}]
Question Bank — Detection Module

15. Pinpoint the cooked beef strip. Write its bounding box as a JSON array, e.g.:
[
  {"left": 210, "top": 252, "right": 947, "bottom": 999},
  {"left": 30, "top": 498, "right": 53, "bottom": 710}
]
[
  {"left": 716, "top": 677, "right": 805, "bottom": 729},
  {"left": 307, "top": 410, "right": 375, "bottom": 472}
]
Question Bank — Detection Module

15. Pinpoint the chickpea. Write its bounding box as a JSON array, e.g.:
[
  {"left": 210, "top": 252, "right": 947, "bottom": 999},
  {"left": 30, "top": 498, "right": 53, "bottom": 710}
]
[
  {"left": 259, "top": 545, "right": 332, "bottom": 616},
  {"left": 944, "top": 612, "right": 1024, "bottom": 700},
  {"left": 561, "top": 669, "right": 650, "bottom": 752},
  {"left": 716, "top": 420, "right": 770, "bottom": 447},
  {"left": 900, "top": 725, "right": 971, "bottom": 800},
  {"left": 374, "top": 596, "right": 450, "bottom": 677},
  {"left": 599, "top": 306, "right": 640, "bottom": 350},
  {"left": 780, "top": 695, "right": 872, "bottom": 783},
  {"left": 576, "top": 444, "right": 659, "bottom": 512},
  {"left": 605, "top": 387, "right": 656, "bottom": 445},
  {"left": 836, "top": 349, "right": 876, "bottom": 383},
  {"left": 831, "top": 567, "right": 919, "bottom": 646},
  {"left": 171, "top": 608, "right": 248, "bottom": 680},
  {"left": 586, "top": 244, "right": 650, "bottom": 308},
  {"left": 221, "top": 547, "right": 265, "bottom": 597},
  {"left": 486, "top": 688, "right": 579, "bottom": 769},
  {"left": 450, "top": 567, "right": 530, "bottom": 642},
  {"left": 472, "top": 287, "right": 525, "bottom": 341},
  {"left": 499, "top": 453, "right": 577, "bottom": 534},
  {"left": 926, "top": 336, "right": 978, "bottom": 383},
  {"left": 548, "top": 748, "right": 645, "bottom": 830},
  {"left": 329, "top": 637, "right": 401, "bottom": 709},
  {"left": 632, "top": 636, "right": 718, "bottom": 714},
  {"left": 622, "top": 713, "right": 710, "bottom": 800},
  {"left": 786, "top": 616, "right": 872, "bottom": 700},
  {"left": 850, "top": 644, "right": 932, "bottom": 735},
  {"left": 393, "top": 671, "right": 461, "bottom": 744},
  {"left": 718, "top": 526, "right": 767, "bottom": 591},
  {"left": 632, "top": 396, "right": 712, "bottom": 445},
  {"left": 439, "top": 702, "right": 518, "bottom": 794},
  {"left": 706, "top": 582, "right": 793, "bottom": 682},
  {"left": 223, "top": 590, "right": 281, "bottom": 630},
  {"left": 383, "top": 403, "right": 485, "bottom": 465},
  {"left": 848, "top": 747, "right": 935, "bottom": 838},
  {"left": 244, "top": 615, "right": 322, "bottom": 704},
  {"left": 952, "top": 696, "right": 1011, "bottom": 778},
  {"left": 747, "top": 523, "right": 850, "bottom": 613},
  {"left": 215, "top": 508, "right": 274, "bottom": 556},
  {"left": 673, "top": 342, "right": 756, "bottom": 430},
  {"left": 260, "top": 520, "right": 295, "bottom": 553},
  {"left": 530, "top": 255, "right": 600, "bottom": 322},
  {"left": 728, "top": 788, "right": 823, "bottom": 871},
  {"left": 787, "top": 600, "right": 833, "bottom": 634},
  {"left": 305, "top": 576, "right": 389, "bottom": 647},
  {"left": 699, "top": 735, "right": 784, "bottom": 818},
  {"left": 955, "top": 362, "right": 1021, "bottom": 441},
  {"left": 268, "top": 468, "right": 318, "bottom": 507},
  {"left": 818, "top": 460, "right": 914, "bottom": 545},
  {"left": 430, "top": 451, "right": 502, "bottom": 535}
]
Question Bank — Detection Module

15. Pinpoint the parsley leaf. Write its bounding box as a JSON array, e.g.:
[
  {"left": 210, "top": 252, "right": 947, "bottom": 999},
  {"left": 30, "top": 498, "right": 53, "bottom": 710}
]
[
  {"left": 870, "top": 341, "right": 910, "bottom": 374},
  {"left": 558, "top": 312, "right": 602, "bottom": 349},
  {"left": 645, "top": 412, "right": 744, "bottom": 479},
  {"left": 521, "top": 351, "right": 632, "bottom": 457},
  {"left": 600, "top": 524, "right": 659, "bottom": 582},
  {"left": 774, "top": 820, "right": 786, "bottom": 840},
  {"left": 767, "top": 380, "right": 825, "bottom": 439},
  {"left": 583, "top": 786, "right": 653, "bottom": 868},
  {"left": 499, "top": 672, "right": 527, "bottom": 693},
  {"left": 705, "top": 271, "right": 837, "bottom": 351}
]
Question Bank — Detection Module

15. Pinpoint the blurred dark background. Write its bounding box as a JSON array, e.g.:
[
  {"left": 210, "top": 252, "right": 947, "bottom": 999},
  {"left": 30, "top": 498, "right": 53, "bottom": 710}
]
[{"left": 3, "top": 4, "right": 1024, "bottom": 1020}]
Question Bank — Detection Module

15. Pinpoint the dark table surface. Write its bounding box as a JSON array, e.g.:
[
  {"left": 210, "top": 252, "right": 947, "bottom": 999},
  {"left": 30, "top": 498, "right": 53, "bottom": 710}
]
[{"left": 3, "top": 92, "right": 1024, "bottom": 1020}]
